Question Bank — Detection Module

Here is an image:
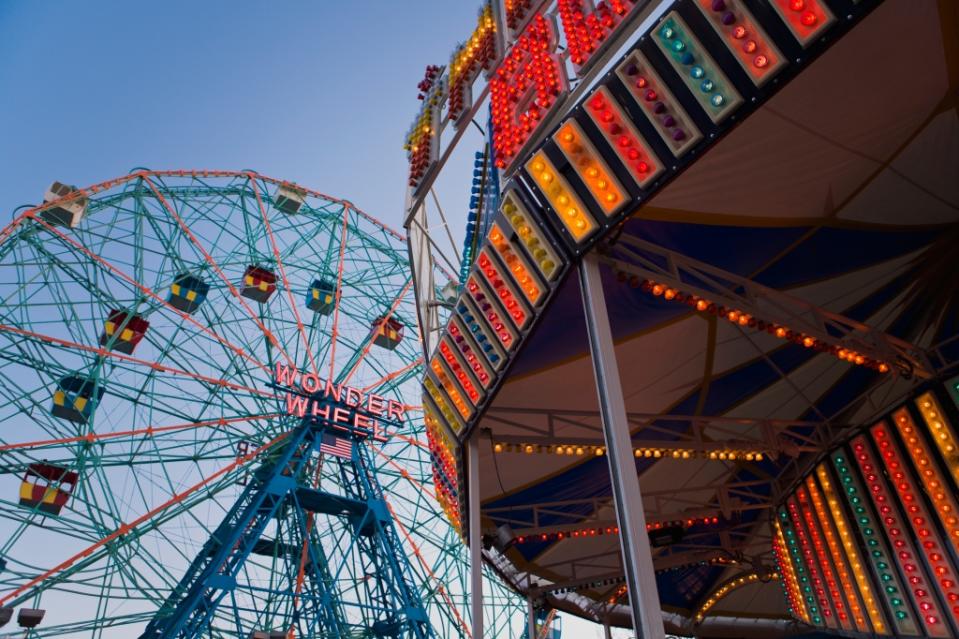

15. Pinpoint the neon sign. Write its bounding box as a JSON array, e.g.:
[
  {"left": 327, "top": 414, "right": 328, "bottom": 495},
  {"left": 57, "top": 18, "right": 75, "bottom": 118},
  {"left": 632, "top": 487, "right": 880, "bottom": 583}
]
[{"left": 274, "top": 364, "right": 404, "bottom": 441}]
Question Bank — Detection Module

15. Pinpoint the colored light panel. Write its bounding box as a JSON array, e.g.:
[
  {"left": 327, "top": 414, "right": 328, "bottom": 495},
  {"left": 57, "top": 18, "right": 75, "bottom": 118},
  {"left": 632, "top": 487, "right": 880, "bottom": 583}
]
[
  {"left": 915, "top": 391, "right": 959, "bottom": 488},
  {"left": 872, "top": 422, "right": 959, "bottom": 629},
  {"left": 438, "top": 337, "right": 483, "bottom": 405},
  {"left": 769, "top": 0, "right": 835, "bottom": 48},
  {"left": 487, "top": 223, "right": 545, "bottom": 306},
  {"left": 695, "top": 0, "right": 785, "bottom": 85},
  {"left": 815, "top": 464, "right": 888, "bottom": 634},
  {"left": 773, "top": 518, "right": 811, "bottom": 623},
  {"left": 794, "top": 489, "right": 850, "bottom": 629},
  {"left": 476, "top": 248, "right": 531, "bottom": 330},
  {"left": 424, "top": 401, "right": 462, "bottom": 528},
  {"left": 832, "top": 451, "right": 919, "bottom": 636},
  {"left": 778, "top": 508, "right": 824, "bottom": 626},
  {"left": 429, "top": 357, "right": 474, "bottom": 421},
  {"left": 447, "top": 316, "right": 494, "bottom": 389},
  {"left": 525, "top": 151, "right": 598, "bottom": 243},
  {"left": 805, "top": 475, "right": 869, "bottom": 632},
  {"left": 465, "top": 273, "right": 518, "bottom": 350},
  {"left": 553, "top": 119, "right": 627, "bottom": 217},
  {"left": 501, "top": 192, "right": 561, "bottom": 280},
  {"left": 456, "top": 297, "right": 507, "bottom": 371},
  {"left": 893, "top": 407, "right": 959, "bottom": 557},
  {"left": 851, "top": 435, "right": 949, "bottom": 637},
  {"left": 423, "top": 375, "right": 466, "bottom": 438},
  {"left": 584, "top": 87, "right": 663, "bottom": 188},
  {"left": 654, "top": 12, "right": 743, "bottom": 123},
  {"left": 615, "top": 51, "right": 702, "bottom": 157}
]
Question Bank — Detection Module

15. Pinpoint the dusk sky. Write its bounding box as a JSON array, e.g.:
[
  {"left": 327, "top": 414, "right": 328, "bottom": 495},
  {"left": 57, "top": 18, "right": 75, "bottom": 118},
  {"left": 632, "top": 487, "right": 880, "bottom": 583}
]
[{"left": 0, "top": 2, "right": 632, "bottom": 636}]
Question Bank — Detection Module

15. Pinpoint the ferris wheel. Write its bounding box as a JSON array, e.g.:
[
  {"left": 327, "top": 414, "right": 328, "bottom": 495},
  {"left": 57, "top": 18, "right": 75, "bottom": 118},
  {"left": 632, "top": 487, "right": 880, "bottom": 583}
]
[{"left": 0, "top": 170, "right": 522, "bottom": 638}]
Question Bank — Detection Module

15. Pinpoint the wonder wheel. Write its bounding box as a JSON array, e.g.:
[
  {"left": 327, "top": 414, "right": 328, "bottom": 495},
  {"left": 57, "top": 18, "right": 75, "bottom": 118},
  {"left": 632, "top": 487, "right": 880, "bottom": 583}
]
[{"left": 0, "top": 170, "right": 521, "bottom": 638}]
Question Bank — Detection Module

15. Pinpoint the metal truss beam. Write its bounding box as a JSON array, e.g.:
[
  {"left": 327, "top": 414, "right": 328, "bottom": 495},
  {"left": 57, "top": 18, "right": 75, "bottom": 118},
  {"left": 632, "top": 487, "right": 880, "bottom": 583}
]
[{"left": 603, "top": 236, "right": 936, "bottom": 379}]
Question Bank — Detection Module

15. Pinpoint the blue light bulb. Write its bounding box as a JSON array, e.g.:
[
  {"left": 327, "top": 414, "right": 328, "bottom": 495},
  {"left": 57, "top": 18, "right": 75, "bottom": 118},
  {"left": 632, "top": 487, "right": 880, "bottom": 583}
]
[
  {"left": 690, "top": 66, "right": 705, "bottom": 79},
  {"left": 700, "top": 79, "right": 714, "bottom": 93},
  {"left": 661, "top": 26, "right": 675, "bottom": 39},
  {"left": 711, "top": 94, "right": 725, "bottom": 107}
]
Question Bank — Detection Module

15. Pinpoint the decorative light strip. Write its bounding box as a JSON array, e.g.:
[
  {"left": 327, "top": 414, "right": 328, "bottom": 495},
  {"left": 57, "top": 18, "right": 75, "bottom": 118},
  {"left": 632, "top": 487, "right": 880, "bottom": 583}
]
[
  {"left": 448, "top": 3, "right": 497, "bottom": 123},
  {"left": 915, "top": 392, "right": 959, "bottom": 488},
  {"left": 429, "top": 358, "right": 474, "bottom": 420},
  {"left": 787, "top": 497, "right": 838, "bottom": 627},
  {"left": 456, "top": 297, "right": 507, "bottom": 370},
  {"left": 892, "top": 407, "right": 959, "bottom": 560},
  {"left": 795, "top": 488, "right": 850, "bottom": 629},
  {"left": 553, "top": 119, "right": 626, "bottom": 217},
  {"left": 615, "top": 51, "right": 702, "bottom": 157},
  {"left": 777, "top": 508, "right": 823, "bottom": 626},
  {"left": 871, "top": 424, "right": 959, "bottom": 631},
  {"left": 501, "top": 192, "right": 561, "bottom": 281},
  {"left": 526, "top": 150, "right": 598, "bottom": 243},
  {"left": 446, "top": 316, "right": 494, "bottom": 388},
  {"left": 584, "top": 86, "right": 663, "bottom": 188},
  {"left": 805, "top": 475, "right": 868, "bottom": 632},
  {"left": 476, "top": 248, "right": 531, "bottom": 330},
  {"left": 832, "top": 450, "right": 919, "bottom": 636},
  {"left": 815, "top": 464, "right": 888, "bottom": 634},
  {"left": 630, "top": 277, "right": 891, "bottom": 373},
  {"left": 768, "top": 0, "right": 835, "bottom": 48},
  {"left": 695, "top": 0, "right": 785, "bottom": 85},
  {"left": 851, "top": 435, "right": 949, "bottom": 637},
  {"left": 487, "top": 223, "right": 544, "bottom": 306},
  {"left": 654, "top": 12, "right": 743, "bottom": 123},
  {"left": 492, "top": 442, "right": 764, "bottom": 460},
  {"left": 438, "top": 337, "right": 483, "bottom": 404},
  {"left": 695, "top": 571, "right": 779, "bottom": 623},
  {"left": 423, "top": 375, "right": 466, "bottom": 438},
  {"left": 773, "top": 519, "right": 810, "bottom": 623},
  {"left": 425, "top": 403, "right": 462, "bottom": 529},
  {"left": 465, "top": 274, "right": 517, "bottom": 349},
  {"left": 512, "top": 516, "right": 723, "bottom": 544}
]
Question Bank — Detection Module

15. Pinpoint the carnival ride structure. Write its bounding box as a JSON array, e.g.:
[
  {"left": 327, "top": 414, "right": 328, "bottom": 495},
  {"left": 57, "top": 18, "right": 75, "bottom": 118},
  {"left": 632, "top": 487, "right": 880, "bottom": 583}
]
[{"left": 0, "top": 170, "right": 525, "bottom": 638}]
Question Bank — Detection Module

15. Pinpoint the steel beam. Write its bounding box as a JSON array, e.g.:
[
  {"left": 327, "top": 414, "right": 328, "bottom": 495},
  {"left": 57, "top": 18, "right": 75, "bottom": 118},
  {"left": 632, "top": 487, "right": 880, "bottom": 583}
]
[
  {"left": 604, "top": 238, "right": 934, "bottom": 379},
  {"left": 579, "top": 253, "right": 664, "bottom": 639},
  {"left": 468, "top": 435, "right": 484, "bottom": 639}
]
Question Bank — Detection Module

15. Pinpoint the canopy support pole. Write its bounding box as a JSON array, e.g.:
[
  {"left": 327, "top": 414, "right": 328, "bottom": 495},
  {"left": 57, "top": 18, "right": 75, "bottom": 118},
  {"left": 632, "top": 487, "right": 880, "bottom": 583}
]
[
  {"left": 579, "top": 253, "right": 665, "bottom": 639},
  {"left": 528, "top": 595, "right": 537, "bottom": 639},
  {"left": 603, "top": 621, "right": 613, "bottom": 639},
  {"left": 469, "top": 435, "right": 484, "bottom": 639}
]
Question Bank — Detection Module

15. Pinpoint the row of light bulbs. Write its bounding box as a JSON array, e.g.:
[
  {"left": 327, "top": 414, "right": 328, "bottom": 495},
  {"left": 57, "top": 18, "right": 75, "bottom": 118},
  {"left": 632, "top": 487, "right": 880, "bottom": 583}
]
[{"left": 492, "top": 441, "right": 764, "bottom": 461}]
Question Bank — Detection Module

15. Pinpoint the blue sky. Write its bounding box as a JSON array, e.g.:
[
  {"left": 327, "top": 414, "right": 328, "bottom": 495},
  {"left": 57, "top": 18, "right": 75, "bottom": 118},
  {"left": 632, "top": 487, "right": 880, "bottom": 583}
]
[
  {"left": 0, "top": 0, "right": 480, "bottom": 230},
  {"left": 0, "top": 2, "right": 633, "bottom": 636}
]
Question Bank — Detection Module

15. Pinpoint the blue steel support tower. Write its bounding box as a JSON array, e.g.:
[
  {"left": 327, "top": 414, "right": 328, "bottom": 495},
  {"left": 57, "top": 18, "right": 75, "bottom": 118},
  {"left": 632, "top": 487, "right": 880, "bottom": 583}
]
[{"left": 139, "top": 399, "right": 435, "bottom": 639}]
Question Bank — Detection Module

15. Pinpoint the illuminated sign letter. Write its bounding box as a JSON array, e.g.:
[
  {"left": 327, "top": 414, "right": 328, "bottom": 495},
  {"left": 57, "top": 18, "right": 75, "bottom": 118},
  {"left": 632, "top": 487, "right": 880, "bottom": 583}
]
[
  {"left": 490, "top": 14, "right": 568, "bottom": 169},
  {"left": 557, "top": 0, "right": 636, "bottom": 73}
]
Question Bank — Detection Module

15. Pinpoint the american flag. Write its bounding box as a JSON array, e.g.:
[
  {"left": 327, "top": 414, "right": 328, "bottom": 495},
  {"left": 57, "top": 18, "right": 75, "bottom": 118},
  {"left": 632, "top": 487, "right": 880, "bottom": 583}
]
[{"left": 320, "top": 432, "right": 353, "bottom": 459}]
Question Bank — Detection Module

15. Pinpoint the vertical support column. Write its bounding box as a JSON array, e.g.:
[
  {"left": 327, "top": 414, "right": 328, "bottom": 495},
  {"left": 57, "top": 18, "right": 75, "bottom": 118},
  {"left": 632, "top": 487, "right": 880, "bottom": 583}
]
[
  {"left": 603, "top": 621, "right": 613, "bottom": 639},
  {"left": 578, "top": 254, "right": 665, "bottom": 639},
  {"left": 527, "top": 595, "right": 537, "bottom": 639},
  {"left": 468, "top": 436, "right": 484, "bottom": 639}
]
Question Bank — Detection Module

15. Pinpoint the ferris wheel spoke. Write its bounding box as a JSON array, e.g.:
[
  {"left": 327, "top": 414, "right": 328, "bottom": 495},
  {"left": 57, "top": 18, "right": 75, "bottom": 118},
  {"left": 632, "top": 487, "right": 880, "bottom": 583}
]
[
  {"left": 326, "top": 204, "right": 352, "bottom": 381},
  {"left": 247, "top": 175, "right": 320, "bottom": 379},
  {"left": 361, "top": 356, "right": 424, "bottom": 395},
  {"left": 0, "top": 433, "right": 286, "bottom": 608},
  {"left": 139, "top": 176, "right": 297, "bottom": 370},
  {"left": 26, "top": 214, "right": 274, "bottom": 379},
  {"left": 0, "top": 413, "right": 279, "bottom": 455},
  {"left": 339, "top": 278, "right": 414, "bottom": 386},
  {"left": 0, "top": 323, "right": 277, "bottom": 403}
]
